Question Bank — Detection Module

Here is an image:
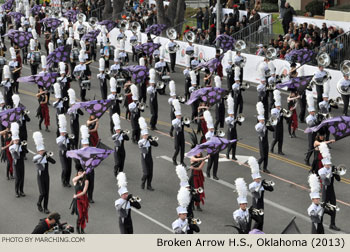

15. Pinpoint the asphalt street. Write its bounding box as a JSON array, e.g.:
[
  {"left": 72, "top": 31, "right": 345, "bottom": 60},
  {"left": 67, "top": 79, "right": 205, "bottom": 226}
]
[{"left": 0, "top": 38, "right": 349, "bottom": 234}]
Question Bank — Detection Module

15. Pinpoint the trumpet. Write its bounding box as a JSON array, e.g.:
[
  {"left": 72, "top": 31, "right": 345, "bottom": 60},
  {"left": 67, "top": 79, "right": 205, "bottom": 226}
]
[
  {"left": 116, "top": 93, "right": 124, "bottom": 101},
  {"left": 156, "top": 81, "right": 165, "bottom": 89},
  {"left": 321, "top": 202, "right": 340, "bottom": 212},
  {"left": 182, "top": 116, "right": 191, "bottom": 125},
  {"left": 329, "top": 98, "right": 340, "bottom": 107},
  {"left": 240, "top": 82, "right": 250, "bottom": 89},
  {"left": 190, "top": 218, "right": 202, "bottom": 225},
  {"left": 251, "top": 208, "right": 264, "bottom": 216},
  {"left": 266, "top": 116, "right": 278, "bottom": 126},
  {"left": 46, "top": 151, "right": 54, "bottom": 157},
  {"left": 21, "top": 140, "right": 27, "bottom": 146},
  {"left": 281, "top": 108, "right": 292, "bottom": 118},
  {"left": 263, "top": 180, "right": 275, "bottom": 187},
  {"left": 192, "top": 187, "right": 203, "bottom": 194},
  {"left": 215, "top": 130, "right": 225, "bottom": 137},
  {"left": 333, "top": 164, "right": 347, "bottom": 176},
  {"left": 235, "top": 114, "right": 245, "bottom": 123},
  {"left": 123, "top": 130, "right": 130, "bottom": 135},
  {"left": 62, "top": 97, "right": 69, "bottom": 102},
  {"left": 5, "top": 105, "right": 11, "bottom": 109},
  {"left": 68, "top": 134, "right": 75, "bottom": 140},
  {"left": 150, "top": 136, "right": 158, "bottom": 142},
  {"left": 23, "top": 109, "right": 30, "bottom": 115},
  {"left": 138, "top": 102, "right": 145, "bottom": 110},
  {"left": 177, "top": 95, "right": 186, "bottom": 103},
  {"left": 129, "top": 196, "right": 141, "bottom": 203}
]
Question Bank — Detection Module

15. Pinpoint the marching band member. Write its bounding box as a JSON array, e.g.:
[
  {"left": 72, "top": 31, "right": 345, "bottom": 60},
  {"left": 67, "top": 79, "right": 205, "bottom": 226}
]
[
  {"left": 33, "top": 131, "right": 56, "bottom": 213},
  {"left": 339, "top": 73, "right": 350, "bottom": 116},
  {"left": 56, "top": 114, "right": 72, "bottom": 188},
  {"left": 255, "top": 101, "right": 274, "bottom": 173},
  {"left": 214, "top": 76, "right": 225, "bottom": 130},
  {"left": 0, "top": 126, "right": 14, "bottom": 180},
  {"left": 152, "top": 37, "right": 160, "bottom": 65},
  {"left": 233, "top": 178, "right": 253, "bottom": 234},
  {"left": 172, "top": 187, "right": 200, "bottom": 234},
  {"left": 118, "top": 39, "right": 129, "bottom": 66},
  {"left": 139, "top": 57, "right": 147, "bottom": 104},
  {"left": 67, "top": 36, "right": 76, "bottom": 79},
  {"left": 233, "top": 62, "right": 244, "bottom": 116},
  {"left": 57, "top": 62, "right": 71, "bottom": 113},
  {"left": 287, "top": 90, "right": 300, "bottom": 138},
  {"left": 138, "top": 117, "right": 158, "bottom": 191},
  {"left": 225, "top": 95, "right": 240, "bottom": 160},
  {"left": 36, "top": 86, "right": 50, "bottom": 131},
  {"left": 53, "top": 82, "right": 63, "bottom": 134},
  {"left": 267, "top": 57, "right": 276, "bottom": 111},
  {"left": 9, "top": 47, "right": 21, "bottom": 94},
  {"left": 191, "top": 47, "right": 200, "bottom": 86},
  {"left": 305, "top": 93, "right": 317, "bottom": 166},
  {"left": 233, "top": 50, "right": 244, "bottom": 84},
  {"left": 167, "top": 38, "right": 177, "bottom": 73},
  {"left": 1, "top": 65, "right": 13, "bottom": 107},
  {"left": 172, "top": 99, "right": 187, "bottom": 166},
  {"left": 270, "top": 90, "right": 285, "bottom": 155},
  {"left": 9, "top": 122, "right": 27, "bottom": 198},
  {"left": 28, "top": 39, "right": 39, "bottom": 75},
  {"left": 155, "top": 51, "right": 170, "bottom": 83},
  {"left": 129, "top": 84, "right": 142, "bottom": 143},
  {"left": 73, "top": 50, "right": 91, "bottom": 102},
  {"left": 112, "top": 113, "right": 129, "bottom": 176},
  {"left": 115, "top": 172, "right": 141, "bottom": 234},
  {"left": 204, "top": 110, "right": 219, "bottom": 180},
  {"left": 87, "top": 114, "right": 99, "bottom": 148},
  {"left": 185, "top": 41, "right": 194, "bottom": 62},
  {"left": 68, "top": 89, "right": 84, "bottom": 149},
  {"left": 313, "top": 64, "right": 329, "bottom": 109},
  {"left": 226, "top": 50, "right": 234, "bottom": 92},
  {"left": 318, "top": 143, "right": 341, "bottom": 231},
  {"left": 248, "top": 157, "right": 274, "bottom": 231},
  {"left": 108, "top": 77, "right": 122, "bottom": 134},
  {"left": 257, "top": 78, "right": 268, "bottom": 120},
  {"left": 97, "top": 58, "right": 109, "bottom": 99},
  {"left": 110, "top": 49, "right": 121, "bottom": 78},
  {"left": 308, "top": 173, "right": 326, "bottom": 234},
  {"left": 12, "top": 94, "right": 30, "bottom": 156},
  {"left": 147, "top": 68, "right": 158, "bottom": 130},
  {"left": 189, "top": 70, "right": 199, "bottom": 120},
  {"left": 168, "top": 80, "right": 176, "bottom": 137},
  {"left": 39, "top": 55, "right": 48, "bottom": 74}
]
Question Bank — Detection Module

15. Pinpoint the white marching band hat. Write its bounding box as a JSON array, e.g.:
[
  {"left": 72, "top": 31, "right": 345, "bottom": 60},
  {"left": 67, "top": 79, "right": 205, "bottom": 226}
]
[
  {"left": 169, "top": 80, "right": 176, "bottom": 97},
  {"left": 273, "top": 90, "right": 281, "bottom": 107},
  {"left": 59, "top": 62, "right": 66, "bottom": 74},
  {"left": 308, "top": 173, "right": 320, "bottom": 199},
  {"left": 319, "top": 142, "right": 332, "bottom": 165},
  {"left": 58, "top": 114, "right": 67, "bottom": 133},
  {"left": 235, "top": 177, "right": 248, "bottom": 204},
  {"left": 11, "top": 122, "right": 20, "bottom": 141},
  {"left": 176, "top": 164, "right": 189, "bottom": 188},
  {"left": 130, "top": 84, "right": 139, "bottom": 100},
  {"left": 68, "top": 88, "right": 76, "bottom": 105},
  {"left": 214, "top": 76, "right": 221, "bottom": 88},
  {"left": 41, "top": 55, "right": 47, "bottom": 69},
  {"left": 33, "top": 131, "right": 45, "bottom": 152},
  {"left": 80, "top": 125, "right": 90, "bottom": 145},
  {"left": 110, "top": 77, "right": 117, "bottom": 92},
  {"left": 112, "top": 113, "right": 121, "bottom": 130},
  {"left": 203, "top": 110, "right": 214, "bottom": 129},
  {"left": 117, "top": 172, "right": 128, "bottom": 196},
  {"left": 248, "top": 156, "right": 261, "bottom": 179},
  {"left": 139, "top": 117, "right": 148, "bottom": 136},
  {"left": 256, "top": 101, "right": 265, "bottom": 120},
  {"left": 172, "top": 99, "right": 181, "bottom": 116},
  {"left": 176, "top": 187, "right": 190, "bottom": 214},
  {"left": 227, "top": 94, "right": 234, "bottom": 115},
  {"left": 99, "top": 58, "right": 105, "bottom": 71},
  {"left": 12, "top": 94, "right": 20, "bottom": 108},
  {"left": 307, "top": 92, "right": 315, "bottom": 112}
]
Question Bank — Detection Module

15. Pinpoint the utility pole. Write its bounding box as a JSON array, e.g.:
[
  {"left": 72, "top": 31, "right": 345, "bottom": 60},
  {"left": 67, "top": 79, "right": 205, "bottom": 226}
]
[{"left": 216, "top": 1, "right": 222, "bottom": 47}]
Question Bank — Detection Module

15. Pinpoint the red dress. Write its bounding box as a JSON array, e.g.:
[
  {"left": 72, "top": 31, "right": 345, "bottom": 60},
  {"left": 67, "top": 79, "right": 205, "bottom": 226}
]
[
  {"left": 5, "top": 139, "right": 13, "bottom": 176},
  {"left": 288, "top": 100, "right": 298, "bottom": 130},
  {"left": 89, "top": 122, "right": 99, "bottom": 147},
  {"left": 75, "top": 181, "right": 89, "bottom": 230},
  {"left": 39, "top": 94, "right": 50, "bottom": 126},
  {"left": 191, "top": 161, "right": 205, "bottom": 206}
]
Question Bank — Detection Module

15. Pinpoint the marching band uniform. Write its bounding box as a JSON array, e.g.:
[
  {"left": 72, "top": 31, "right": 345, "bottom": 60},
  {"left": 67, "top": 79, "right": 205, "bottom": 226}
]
[
  {"left": 214, "top": 76, "right": 225, "bottom": 129},
  {"left": 33, "top": 131, "right": 56, "bottom": 213},
  {"left": 108, "top": 78, "right": 122, "bottom": 134},
  {"left": 73, "top": 51, "right": 91, "bottom": 102},
  {"left": 13, "top": 94, "right": 30, "bottom": 156},
  {"left": 270, "top": 90, "right": 285, "bottom": 155},
  {"left": 168, "top": 80, "right": 177, "bottom": 137},
  {"left": 225, "top": 95, "right": 240, "bottom": 160},
  {"left": 226, "top": 50, "right": 234, "bottom": 92},
  {"left": 100, "top": 35, "right": 110, "bottom": 69},
  {"left": 172, "top": 99, "right": 187, "bottom": 166},
  {"left": 167, "top": 39, "right": 177, "bottom": 72},
  {"left": 36, "top": 86, "right": 50, "bottom": 131},
  {"left": 190, "top": 49, "right": 200, "bottom": 86},
  {"left": 1, "top": 65, "right": 13, "bottom": 107},
  {"left": 189, "top": 71, "right": 199, "bottom": 120},
  {"left": 97, "top": 58, "right": 109, "bottom": 99},
  {"left": 112, "top": 113, "right": 129, "bottom": 176},
  {"left": 313, "top": 66, "right": 329, "bottom": 109},
  {"left": 129, "top": 84, "right": 141, "bottom": 143},
  {"left": 184, "top": 56, "right": 191, "bottom": 101},
  {"left": 304, "top": 93, "right": 317, "bottom": 166},
  {"left": 138, "top": 117, "right": 158, "bottom": 191},
  {"left": 318, "top": 92, "right": 337, "bottom": 141},
  {"left": 138, "top": 57, "right": 147, "bottom": 104},
  {"left": 233, "top": 178, "right": 253, "bottom": 234},
  {"left": 339, "top": 75, "right": 350, "bottom": 115},
  {"left": 57, "top": 62, "right": 71, "bottom": 113},
  {"left": 257, "top": 79, "right": 268, "bottom": 120},
  {"left": 204, "top": 111, "right": 219, "bottom": 180},
  {"left": 56, "top": 115, "right": 72, "bottom": 187},
  {"left": 266, "top": 59, "right": 276, "bottom": 111},
  {"left": 233, "top": 64, "right": 244, "bottom": 116},
  {"left": 110, "top": 50, "right": 121, "bottom": 80},
  {"left": 9, "top": 122, "right": 27, "bottom": 198},
  {"left": 147, "top": 69, "right": 158, "bottom": 130},
  {"left": 248, "top": 157, "right": 273, "bottom": 231},
  {"left": 28, "top": 39, "right": 39, "bottom": 75},
  {"left": 38, "top": 55, "right": 51, "bottom": 103},
  {"left": 68, "top": 89, "right": 84, "bottom": 149},
  {"left": 115, "top": 173, "right": 141, "bottom": 234},
  {"left": 308, "top": 174, "right": 325, "bottom": 234},
  {"left": 9, "top": 47, "right": 21, "bottom": 94}
]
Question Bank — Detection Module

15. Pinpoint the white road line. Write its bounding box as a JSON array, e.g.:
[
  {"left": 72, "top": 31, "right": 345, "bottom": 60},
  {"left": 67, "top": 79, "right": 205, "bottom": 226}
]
[
  {"left": 132, "top": 209, "right": 173, "bottom": 233},
  {"left": 27, "top": 148, "right": 36, "bottom": 155},
  {"left": 159, "top": 155, "right": 344, "bottom": 234}
]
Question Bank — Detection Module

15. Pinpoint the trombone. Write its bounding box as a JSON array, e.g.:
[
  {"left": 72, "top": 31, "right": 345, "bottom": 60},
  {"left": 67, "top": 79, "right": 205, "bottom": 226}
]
[
  {"left": 21, "top": 140, "right": 27, "bottom": 146},
  {"left": 215, "top": 130, "right": 225, "bottom": 137},
  {"left": 123, "top": 130, "right": 130, "bottom": 135},
  {"left": 333, "top": 164, "right": 347, "bottom": 176},
  {"left": 177, "top": 95, "right": 186, "bottom": 103},
  {"left": 182, "top": 116, "right": 192, "bottom": 126},
  {"left": 137, "top": 102, "right": 145, "bottom": 110},
  {"left": 129, "top": 196, "right": 141, "bottom": 203},
  {"left": 240, "top": 82, "right": 250, "bottom": 90},
  {"left": 23, "top": 110, "right": 30, "bottom": 115},
  {"left": 150, "top": 136, "right": 158, "bottom": 142},
  {"left": 235, "top": 114, "right": 245, "bottom": 123},
  {"left": 263, "top": 180, "right": 275, "bottom": 187}
]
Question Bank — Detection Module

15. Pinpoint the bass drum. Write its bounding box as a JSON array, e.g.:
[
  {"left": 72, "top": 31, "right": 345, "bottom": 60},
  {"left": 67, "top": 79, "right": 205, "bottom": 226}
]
[
  {"left": 109, "top": 45, "right": 116, "bottom": 61},
  {"left": 336, "top": 77, "right": 350, "bottom": 95}
]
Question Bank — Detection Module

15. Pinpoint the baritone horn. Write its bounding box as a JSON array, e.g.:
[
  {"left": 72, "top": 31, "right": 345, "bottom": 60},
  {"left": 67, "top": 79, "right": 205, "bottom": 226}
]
[
  {"left": 263, "top": 180, "right": 275, "bottom": 187},
  {"left": 337, "top": 60, "right": 350, "bottom": 95},
  {"left": 281, "top": 108, "right": 292, "bottom": 118},
  {"left": 234, "top": 40, "right": 246, "bottom": 51},
  {"left": 216, "top": 130, "right": 225, "bottom": 137},
  {"left": 184, "top": 31, "right": 195, "bottom": 43},
  {"left": 46, "top": 151, "right": 54, "bottom": 157},
  {"left": 77, "top": 13, "right": 86, "bottom": 23},
  {"left": 177, "top": 95, "right": 186, "bottom": 103},
  {"left": 24, "top": 109, "right": 30, "bottom": 115},
  {"left": 130, "top": 22, "right": 141, "bottom": 33},
  {"left": 166, "top": 28, "right": 177, "bottom": 40},
  {"left": 129, "top": 196, "right": 141, "bottom": 203},
  {"left": 333, "top": 164, "right": 347, "bottom": 176},
  {"left": 193, "top": 187, "right": 203, "bottom": 194},
  {"left": 138, "top": 102, "right": 145, "bottom": 110},
  {"left": 150, "top": 136, "right": 158, "bottom": 142},
  {"left": 266, "top": 47, "right": 277, "bottom": 60},
  {"left": 321, "top": 202, "right": 340, "bottom": 212},
  {"left": 240, "top": 82, "right": 250, "bottom": 89},
  {"left": 88, "top": 17, "right": 99, "bottom": 29},
  {"left": 236, "top": 114, "right": 245, "bottom": 123},
  {"left": 183, "top": 116, "right": 191, "bottom": 125},
  {"left": 21, "top": 140, "right": 27, "bottom": 146},
  {"left": 123, "top": 130, "right": 130, "bottom": 135}
]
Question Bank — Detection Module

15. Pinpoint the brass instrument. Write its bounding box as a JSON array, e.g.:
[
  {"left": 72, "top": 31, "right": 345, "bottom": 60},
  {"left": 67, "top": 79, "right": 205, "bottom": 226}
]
[
  {"left": 266, "top": 115, "right": 278, "bottom": 126},
  {"left": 234, "top": 40, "right": 246, "bottom": 51},
  {"left": 321, "top": 202, "right": 340, "bottom": 212},
  {"left": 263, "top": 180, "right": 275, "bottom": 187},
  {"left": 166, "top": 28, "right": 177, "bottom": 40},
  {"left": 21, "top": 140, "right": 27, "bottom": 146},
  {"left": 333, "top": 164, "right": 347, "bottom": 176},
  {"left": 138, "top": 102, "right": 145, "bottom": 110},
  {"left": 215, "top": 130, "right": 225, "bottom": 137},
  {"left": 235, "top": 114, "right": 245, "bottom": 123},
  {"left": 88, "top": 17, "right": 99, "bottom": 29},
  {"left": 177, "top": 95, "right": 186, "bottom": 103},
  {"left": 281, "top": 108, "right": 292, "bottom": 118},
  {"left": 190, "top": 218, "right": 202, "bottom": 225},
  {"left": 130, "top": 22, "right": 141, "bottom": 33},
  {"left": 240, "top": 82, "right": 250, "bottom": 89},
  {"left": 317, "top": 112, "right": 332, "bottom": 120},
  {"left": 182, "top": 116, "right": 191, "bottom": 125},
  {"left": 63, "top": 97, "right": 69, "bottom": 102},
  {"left": 316, "top": 52, "right": 331, "bottom": 68},
  {"left": 336, "top": 60, "right": 350, "bottom": 95},
  {"left": 116, "top": 93, "right": 124, "bottom": 101},
  {"left": 266, "top": 47, "right": 277, "bottom": 60},
  {"left": 156, "top": 81, "right": 165, "bottom": 90},
  {"left": 68, "top": 134, "right": 75, "bottom": 140},
  {"left": 193, "top": 187, "right": 203, "bottom": 194},
  {"left": 129, "top": 196, "right": 141, "bottom": 203},
  {"left": 84, "top": 60, "right": 93, "bottom": 65},
  {"left": 6, "top": 105, "right": 12, "bottom": 109},
  {"left": 150, "top": 136, "right": 158, "bottom": 142},
  {"left": 251, "top": 208, "right": 264, "bottom": 215},
  {"left": 46, "top": 151, "right": 54, "bottom": 157},
  {"left": 123, "top": 130, "right": 130, "bottom": 135},
  {"left": 328, "top": 98, "right": 340, "bottom": 107},
  {"left": 12, "top": 67, "right": 22, "bottom": 73},
  {"left": 77, "top": 13, "right": 86, "bottom": 23},
  {"left": 184, "top": 31, "right": 195, "bottom": 43},
  {"left": 24, "top": 110, "right": 30, "bottom": 115}
]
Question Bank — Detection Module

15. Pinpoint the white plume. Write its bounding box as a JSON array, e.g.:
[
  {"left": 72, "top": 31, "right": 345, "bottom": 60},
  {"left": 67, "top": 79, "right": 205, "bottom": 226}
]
[
  {"left": 116, "top": 172, "right": 127, "bottom": 188},
  {"left": 214, "top": 76, "right": 221, "bottom": 88},
  {"left": 172, "top": 99, "right": 181, "bottom": 113},
  {"left": 130, "top": 84, "right": 138, "bottom": 97},
  {"left": 273, "top": 90, "right": 281, "bottom": 104},
  {"left": 80, "top": 125, "right": 90, "bottom": 140},
  {"left": 176, "top": 164, "right": 188, "bottom": 182},
  {"left": 306, "top": 92, "right": 314, "bottom": 109},
  {"left": 112, "top": 113, "right": 120, "bottom": 128},
  {"left": 33, "top": 131, "right": 44, "bottom": 149},
  {"left": 308, "top": 174, "right": 320, "bottom": 194},
  {"left": 169, "top": 80, "right": 176, "bottom": 95},
  {"left": 227, "top": 94, "right": 234, "bottom": 113},
  {"left": 149, "top": 68, "right": 156, "bottom": 80},
  {"left": 319, "top": 142, "right": 331, "bottom": 160},
  {"left": 138, "top": 117, "right": 147, "bottom": 130},
  {"left": 323, "top": 81, "right": 330, "bottom": 96},
  {"left": 177, "top": 187, "right": 191, "bottom": 208},
  {"left": 11, "top": 122, "right": 19, "bottom": 136},
  {"left": 0, "top": 92, "right": 4, "bottom": 102},
  {"left": 12, "top": 94, "right": 20, "bottom": 107},
  {"left": 235, "top": 178, "right": 248, "bottom": 198},
  {"left": 58, "top": 114, "right": 67, "bottom": 130},
  {"left": 190, "top": 70, "right": 196, "bottom": 83},
  {"left": 256, "top": 101, "right": 265, "bottom": 116},
  {"left": 54, "top": 83, "right": 61, "bottom": 98},
  {"left": 248, "top": 157, "right": 259, "bottom": 175},
  {"left": 203, "top": 110, "right": 213, "bottom": 125},
  {"left": 68, "top": 88, "right": 76, "bottom": 104}
]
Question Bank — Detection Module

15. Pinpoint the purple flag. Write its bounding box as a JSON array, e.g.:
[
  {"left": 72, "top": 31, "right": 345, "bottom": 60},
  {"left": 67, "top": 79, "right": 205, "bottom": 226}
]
[
  {"left": 195, "top": 55, "right": 224, "bottom": 73},
  {"left": 18, "top": 72, "right": 59, "bottom": 89},
  {"left": 31, "top": 5, "right": 42, "bottom": 15},
  {"left": 1, "top": 0, "right": 14, "bottom": 11},
  {"left": 81, "top": 29, "right": 101, "bottom": 42},
  {"left": 4, "top": 29, "right": 33, "bottom": 48},
  {"left": 305, "top": 116, "right": 350, "bottom": 141},
  {"left": 249, "top": 229, "right": 265, "bottom": 234},
  {"left": 40, "top": 18, "right": 63, "bottom": 31},
  {"left": 122, "top": 65, "right": 148, "bottom": 84},
  {"left": 68, "top": 99, "right": 112, "bottom": 118},
  {"left": 63, "top": 10, "right": 79, "bottom": 23},
  {"left": 145, "top": 24, "right": 167, "bottom": 36},
  {"left": 186, "top": 87, "right": 227, "bottom": 106},
  {"left": 214, "top": 34, "right": 235, "bottom": 53},
  {"left": 47, "top": 45, "right": 71, "bottom": 66},
  {"left": 285, "top": 48, "right": 315, "bottom": 65},
  {"left": 8, "top": 12, "right": 24, "bottom": 23},
  {"left": 66, "top": 147, "right": 113, "bottom": 174},
  {"left": 276, "top": 76, "right": 313, "bottom": 94},
  {"left": 134, "top": 42, "right": 161, "bottom": 56},
  {"left": 185, "top": 137, "right": 236, "bottom": 157},
  {"left": 98, "top": 20, "right": 117, "bottom": 33},
  {"left": 0, "top": 106, "right": 25, "bottom": 128}
]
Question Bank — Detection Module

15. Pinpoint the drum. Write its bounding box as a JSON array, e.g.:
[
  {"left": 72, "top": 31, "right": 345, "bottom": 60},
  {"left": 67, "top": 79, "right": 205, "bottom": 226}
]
[
  {"left": 72, "top": 48, "right": 79, "bottom": 62},
  {"left": 81, "top": 80, "right": 91, "bottom": 90},
  {"left": 33, "top": 52, "right": 41, "bottom": 64}
]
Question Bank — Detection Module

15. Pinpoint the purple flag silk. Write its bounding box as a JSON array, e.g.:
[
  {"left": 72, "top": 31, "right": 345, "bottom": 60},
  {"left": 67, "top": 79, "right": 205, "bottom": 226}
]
[
  {"left": 67, "top": 99, "right": 112, "bottom": 118},
  {"left": 0, "top": 106, "right": 25, "bottom": 128},
  {"left": 63, "top": 10, "right": 79, "bottom": 23},
  {"left": 185, "top": 137, "right": 236, "bottom": 157},
  {"left": 47, "top": 45, "right": 71, "bottom": 66},
  {"left": 186, "top": 87, "right": 227, "bottom": 106},
  {"left": 145, "top": 24, "right": 167, "bottom": 36},
  {"left": 134, "top": 42, "right": 161, "bottom": 56},
  {"left": 81, "top": 29, "right": 101, "bottom": 42},
  {"left": 276, "top": 76, "right": 313, "bottom": 94},
  {"left": 8, "top": 12, "right": 24, "bottom": 23},
  {"left": 1, "top": 0, "right": 14, "bottom": 11},
  {"left": 195, "top": 55, "right": 224, "bottom": 73},
  {"left": 304, "top": 116, "right": 350, "bottom": 141},
  {"left": 249, "top": 229, "right": 265, "bottom": 234},
  {"left": 214, "top": 34, "right": 235, "bottom": 52},
  {"left": 122, "top": 65, "right": 148, "bottom": 84},
  {"left": 4, "top": 29, "right": 33, "bottom": 48},
  {"left": 98, "top": 20, "right": 117, "bottom": 33},
  {"left": 40, "top": 18, "right": 63, "bottom": 31},
  {"left": 66, "top": 147, "right": 114, "bottom": 174},
  {"left": 17, "top": 72, "right": 59, "bottom": 88},
  {"left": 285, "top": 48, "right": 315, "bottom": 65},
  {"left": 31, "top": 5, "right": 42, "bottom": 15}
]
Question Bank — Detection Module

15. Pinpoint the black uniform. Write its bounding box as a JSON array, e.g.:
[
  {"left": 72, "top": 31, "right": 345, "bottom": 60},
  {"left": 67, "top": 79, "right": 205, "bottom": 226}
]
[
  {"left": 97, "top": 72, "right": 110, "bottom": 100},
  {"left": 214, "top": 98, "right": 225, "bottom": 129},
  {"left": 256, "top": 123, "right": 274, "bottom": 172},
  {"left": 270, "top": 109, "right": 284, "bottom": 154},
  {"left": 32, "top": 219, "right": 51, "bottom": 234},
  {"left": 129, "top": 102, "right": 141, "bottom": 143},
  {"left": 108, "top": 94, "right": 122, "bottom": 134},
  {"left": 148, "top": 86, "right": 158, "bottom": 130},
  {"left": 69, "top": 108, "right": 84, "bottom": 149},
  {"left": 57, "top": 135, "right": 72, "bottom": 187},
  {"left": 138, "top": 137, "right": 158, "bottom": 189},
  {"left": 112, "top": 130, "right": 129, "bottom": 176},
  {"left": 115, "top": 194, "right": 141, "bottom": 234},
  {"left": 9, "top": 143, "right": 28, "bottom": 196},
  {"left": 225, "top": 116, "right": 241, "bottom": 159},
  {"left": 172, "top": 118, "right": 187, "bottom": 165}
]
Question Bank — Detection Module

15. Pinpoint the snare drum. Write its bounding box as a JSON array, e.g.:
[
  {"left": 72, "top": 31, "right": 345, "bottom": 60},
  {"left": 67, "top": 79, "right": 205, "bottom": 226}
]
[{"left": 81, "top": 80, "right": 91, "bottom": 90}]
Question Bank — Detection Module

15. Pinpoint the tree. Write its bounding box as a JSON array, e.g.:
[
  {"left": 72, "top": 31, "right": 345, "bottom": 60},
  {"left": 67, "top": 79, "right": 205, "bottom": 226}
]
[
  {"left": 103, "top": 0, "right": 113, "bottom": 19},
  {"left": 113, "top": 0, "right": 127, "bottom": 20},
  {"left": 155, "top": 0, "right": 186, "bottom": 35},
  {"left": 102, "top": 0, "right": 126, "bottom": 20}
]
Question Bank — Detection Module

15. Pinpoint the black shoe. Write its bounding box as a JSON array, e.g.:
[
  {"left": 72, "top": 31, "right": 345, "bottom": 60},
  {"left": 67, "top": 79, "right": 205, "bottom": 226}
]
[
  {"left": 232, "top": 156, "right": 237, "bottom": 161},
  {"left": 16, "top": 194, "right": 20, "bottom": 198},
  {"left": 76, "top": 227, "right": 81, "bottom": 234},
  {"left": 141, "top": 183, "right": 145, "bottom": 189},
  {"left": 44, "top": 209, "right": 50, "bottom": 214},
  {"left": 226, "top": 154, "right": 230, "bottom": 159},
  {"left": 80, "top": 229, "right": 85, "bottom": 234},
  {"left": 169, "top": 131, "right": 173, "bottom": 137},
  {"left": 37, "top": 204, "right": 43, "bottom": 212},
  {"left": 45, "top": 128, "right": 50, "bottom": 132},
  {"left": 206, "top": 172, "right": 210, "bottom": 178},
  {"left": 147, "top": 186, "right": 155, "bottom": 191},
  {"left": 304, "top": 159, "right": 310, "bottom": 166},
  {"left": 66, "top": 183, "right": 72, "bottom": 188},
  {"left": 20, "top": 192, "right": 26, "bottom": 197},
  {"left": 196, "top": 205, "right": 203, "bottom": 212},
  {"left": 172, "top": 159, "right": 177, "bottom": 165},
  {"left": 329, "top": 225, "right": 341, "bottom": 231},
  {"left": 181, "top": 162, "right": 186, "bottom": 167},
  {"left": 213, "top": 176, "right": 219, "bottom": 180},
  {"left": 270, "top": 149, "right": 274, "bottom": 153},
  {"left": 263, "top": 169, "right": 271, "bottom": 174},
  {"left": 278, "top": 152, "right": 285, "bottom": 155},
  {"left": 62, "top": 183, "right": 67, "bottom": 187},
  {"left": 89, "top": 199, "right": 95, "bottom": 203},
  {"left": 39, "top": 124, "right": 42, "bottom": 130},
  {"left": 292, "top": 133, "right": 296, "bottom": 138}
]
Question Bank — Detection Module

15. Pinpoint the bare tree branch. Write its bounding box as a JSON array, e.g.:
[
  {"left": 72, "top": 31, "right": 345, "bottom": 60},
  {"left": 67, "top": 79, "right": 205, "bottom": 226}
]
[
  {"left": 113, "top": 0, "right": 127, "bottom": 20},
  {"left": 103, "top": 0, "right": 113, "bottom": 18}
]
